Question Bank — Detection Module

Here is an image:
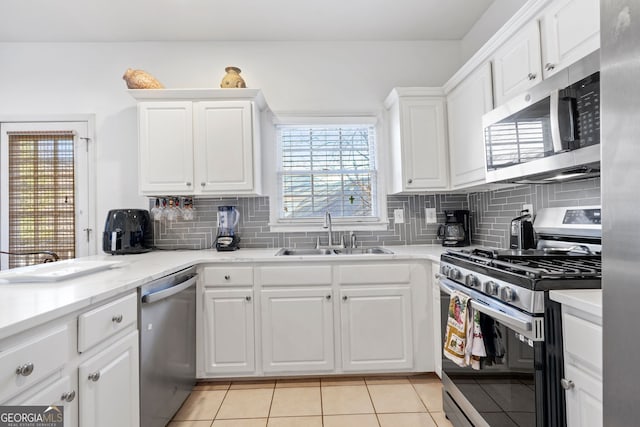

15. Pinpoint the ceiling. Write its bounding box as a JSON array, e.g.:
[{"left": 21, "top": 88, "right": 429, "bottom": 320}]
[{"left": 0, "top": 0, "right": 496, "bottom": 42}]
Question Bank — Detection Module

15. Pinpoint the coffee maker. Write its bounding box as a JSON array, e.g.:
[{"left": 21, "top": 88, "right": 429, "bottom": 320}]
[
  {"left": 437, "top": 210, "right": 471, "bottom": 247},
  {"left": 215, "top": 206, "right": 241, "bottom": 251}
]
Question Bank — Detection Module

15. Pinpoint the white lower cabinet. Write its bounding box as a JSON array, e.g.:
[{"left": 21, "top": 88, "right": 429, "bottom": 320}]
[
  {"left": 9, "top": 374, "right": 78, "bottom": 427},
  {"left": 261, "top": 288, "right": 334, "bottom": 373},
  {"left": 340, "top": 287, "right": 413, "bottom": 372},
  {"left": 78, "top": 330, "right": 139, "bottom": 427},
  {"left": 431, "top": 262, "right": 442, "bottom": 378},
  {"left": 201, "top": 288, "right": 255, "bottom": 375}
]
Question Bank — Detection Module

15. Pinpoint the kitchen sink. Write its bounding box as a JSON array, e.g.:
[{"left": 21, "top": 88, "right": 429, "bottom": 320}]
[{"left": 275, "top": 247, "right": 393, "bottom": 256}]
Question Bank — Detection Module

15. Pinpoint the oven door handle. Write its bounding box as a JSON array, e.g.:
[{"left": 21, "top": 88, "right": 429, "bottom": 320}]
[{"left": 439, "top": 278, "right": 539, "bottom": 339}]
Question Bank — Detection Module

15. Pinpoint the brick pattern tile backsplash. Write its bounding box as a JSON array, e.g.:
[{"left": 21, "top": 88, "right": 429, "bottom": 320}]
[{"left": 150, "top": 177, "right": 600, "bottom": 251}]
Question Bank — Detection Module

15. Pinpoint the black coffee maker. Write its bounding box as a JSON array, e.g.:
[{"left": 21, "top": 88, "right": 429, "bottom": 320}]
[{"left": 437, "top": 210, "right": 471, "bottom": 247}]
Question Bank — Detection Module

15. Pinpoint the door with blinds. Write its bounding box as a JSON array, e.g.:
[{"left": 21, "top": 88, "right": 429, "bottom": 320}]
[{"left": 0, "top": 122, "right": 93, "bottom": 270}]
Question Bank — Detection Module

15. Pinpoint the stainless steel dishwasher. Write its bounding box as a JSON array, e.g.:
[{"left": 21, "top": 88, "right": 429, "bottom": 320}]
[{"left": 139, "top": 266, "right": 197, "bottom": 427}]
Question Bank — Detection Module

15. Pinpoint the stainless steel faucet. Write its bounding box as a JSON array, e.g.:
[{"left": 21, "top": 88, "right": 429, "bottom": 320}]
[{"left": 323, "top": 211, "right": 333, "bottom": 247}]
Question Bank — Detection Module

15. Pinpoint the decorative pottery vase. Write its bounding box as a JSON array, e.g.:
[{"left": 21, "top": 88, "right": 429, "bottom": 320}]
[
  {"left": 122, "top": 69, "right": 164, "bottom": 89},
  {"left": 220, "top": 66, "right": 247, "bottom": 88}
]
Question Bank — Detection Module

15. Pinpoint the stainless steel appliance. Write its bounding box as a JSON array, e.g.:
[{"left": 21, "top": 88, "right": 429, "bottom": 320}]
[
  {"left": 439, "top": 206, "right": 601, "bottom": 427},
  {"left": 483, "top": 51, "right": 600, "bottom": 184},
  {"left": 139, "top": 267, "right": 197, "bottom": 427},
  {"left": 509, "top": 210, "right": 535, "bottom": 250},
  {"left": 215, "top": 205, "right": 241, "bottom": 251},
  {"left": 103, "top": 209, "right": 153, "bottom": 255},
  {"left": 437, "top": 210, "right": 471, "bottom": 247},
  {"left": 601, "top": 3, "right": 639, "bottom": 425}
]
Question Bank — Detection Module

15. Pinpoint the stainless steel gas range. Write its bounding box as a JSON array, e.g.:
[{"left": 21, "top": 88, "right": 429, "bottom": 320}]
[{"left": 438, "top": 206, "right": 602, "bottom": 427}]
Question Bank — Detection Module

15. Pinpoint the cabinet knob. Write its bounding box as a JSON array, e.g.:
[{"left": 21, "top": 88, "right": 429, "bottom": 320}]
[
  {"left": 342, "top": 295, "right": 348, "bottom": 301},
  {"left": 545, "top": 63, "right": 556, "bottom": 71},
  {"left": 245, "top": 296, "right": 252, "bottom": 302},
  {"left": 112, "top": 314, "right": 123, "bottom": 323},
  {"left": 560, "top": 378, "right": 575, "bottom": 390},
  {"left": 88, "top": 372, "right": 101, "bottom": 382},
  {"left": 201, "top": 182, "right": 206, "bottom": 187},
  {"left": 186, "top": 182, "right": 192, "bottom": 186},
  {"left": 15, "top": 362, "right": 34, "bottom": 377},
  {"left": 61, "top": 390, "right": 76, "bottom": 402},
  {"left": 224, "top": 275, "right": 231, "bottom": 280},
  {"left": 407, "top": 179, "right": 413, "bottom": 184},
  {"left": 527, "top": 72, "right": 537, "bottom": 80},
  {"left": 326, "top": 294, "right": 332, "bottom": 300}
]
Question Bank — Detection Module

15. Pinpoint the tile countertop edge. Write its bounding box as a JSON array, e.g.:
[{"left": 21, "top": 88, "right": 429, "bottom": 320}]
[
  {"left": 0, "top": 244, "right": 476, "bottom": 340},
  {"left": 549, "top": 289, "right": 603, "bottom": 319}
]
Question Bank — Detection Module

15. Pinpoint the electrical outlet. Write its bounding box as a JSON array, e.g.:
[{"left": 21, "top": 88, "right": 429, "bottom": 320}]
[
  {"left": 394, "top": 209, "right": 405, "bottom": 224},
  {"left": 425, "top": 208, "right": 437, "bottom": 224},
  {"left": 522, "top": 204, "right": 534, "bottom": 215}
]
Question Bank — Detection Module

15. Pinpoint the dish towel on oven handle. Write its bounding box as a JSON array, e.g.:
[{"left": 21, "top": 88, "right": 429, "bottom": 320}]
[{"left": 443, "top": 290, "right": 486, "bottom": 369}]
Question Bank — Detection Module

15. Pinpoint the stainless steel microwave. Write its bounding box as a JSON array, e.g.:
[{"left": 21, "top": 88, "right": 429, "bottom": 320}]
[{"left": 483, "top": 51, "right": 600, "bottom": 184}]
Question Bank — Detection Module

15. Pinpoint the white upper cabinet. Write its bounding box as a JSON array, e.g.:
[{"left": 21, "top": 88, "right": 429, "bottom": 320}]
[
  {"left": 385, "top": 88, "right": 449, "bottom": 193},
  {"left": 492, "top": 21, "right": 543, "bottom": 106},
  {"left": 540, "top": 0, "right": 600, "bottom": 79},
  {"left": 446, "top": 62, "right": 493, "bottom": 189},
  {"left": 133, "top": 89, "right": 266, "bottom": 196}
]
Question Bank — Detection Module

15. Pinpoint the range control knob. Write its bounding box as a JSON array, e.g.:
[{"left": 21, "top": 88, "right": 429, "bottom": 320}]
[
  {"left": 500, "top": 286, "right": 515, "bottom": 302},
  {"left": 448, "top": 268, "right": 461, "bottom": 280},
  {"left": 485, "top": 281, "right": 499, "bottom": 296},
  {"left": 465, "top": 275, "right": 480, "bottom": 289},
  {"left": 441, "top": 265, "right": 450, "bottom": 276}
]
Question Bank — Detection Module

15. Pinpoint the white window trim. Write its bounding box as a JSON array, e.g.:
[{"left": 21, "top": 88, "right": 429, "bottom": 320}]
[{"left": 267, "top": 114, "right": 389, "bottom": 232}]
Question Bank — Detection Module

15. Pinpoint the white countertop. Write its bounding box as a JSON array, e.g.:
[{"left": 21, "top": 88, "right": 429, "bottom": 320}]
[
  {"left": 549, "top": 289, "right": 603, "bottom": 318},
  {"left": 0, "top": 245, "right": 453, "bottom": 340}
]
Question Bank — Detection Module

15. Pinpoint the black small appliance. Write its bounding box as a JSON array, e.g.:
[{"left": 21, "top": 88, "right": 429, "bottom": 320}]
[
  {"left": 103, "top": 209, "right": 153, "bottom": 254},
  {"left": 437, "top": 210, "right": 470, "bottom": 247},
  {"left": 510, "top": 209, "right": 536, "bottom": 250},
  {"left": 215, "top": 206, "right": 241, "bottom": 251}
]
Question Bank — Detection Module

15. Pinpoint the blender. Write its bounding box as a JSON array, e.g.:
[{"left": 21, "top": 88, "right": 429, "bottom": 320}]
[{"left": 215, "top": 206, "right": 241, "bottom": 251}]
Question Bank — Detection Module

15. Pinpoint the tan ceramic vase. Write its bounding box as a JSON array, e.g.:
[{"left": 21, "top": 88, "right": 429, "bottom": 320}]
[
  {"left": 122, "top": 68, "right": 164, "bottom": 89},
  {"left": 220, "top": 66, "right": 247, "bottom": 88}
]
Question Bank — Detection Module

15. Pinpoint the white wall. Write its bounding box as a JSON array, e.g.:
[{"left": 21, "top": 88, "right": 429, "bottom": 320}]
[
  {"left": 460, "top": 0, "right": 527, "bottom": 61},
  {"left": 0, "top": 41, "right": 462, "bottom": 252}
]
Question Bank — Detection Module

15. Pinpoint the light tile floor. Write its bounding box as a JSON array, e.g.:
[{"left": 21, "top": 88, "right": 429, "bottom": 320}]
[{"left": 169, "top": 374, "right": 454, "bottom": 427}]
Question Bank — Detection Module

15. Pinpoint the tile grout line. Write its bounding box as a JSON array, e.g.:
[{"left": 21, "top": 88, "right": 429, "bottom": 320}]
[{"left": 364, "top": 377, "right": 383, "bottom": 427}]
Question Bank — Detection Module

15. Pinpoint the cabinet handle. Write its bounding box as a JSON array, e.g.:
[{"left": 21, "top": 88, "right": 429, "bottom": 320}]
[
  {"left": 15, "top": 362, "right": 34, "bottom": 377},
  {"left": 186, "top": 182, "right": 192, "bottom": 186},
  {"left": 545, "top": 63, "right": 556, "bottom": 71},
  {"left": 224, "top": 275, "right": 231, "bottom": 280},
  {"left": 88, "top": 372, "right": 101, "bottom": 382},
  {"left": 560, "top": 378, "right": 575, "bottom": 390},
  {"left": 112, "top": 314, "right": 123, "bottom": 323},
  {"left": 61, "top": 390, "right": 76, "bottom": 402},
  {"left": 407, "top": 179, "right": 413, "bottom": 184},
  {"left": 326, "top": 294, "right": 332, "bottom": 300},
  {"left": 527, "top": 72, "right": 537, "bottom": 80},
  {"left": 245, "top": 296, "right": 252, "bottom": 302},
  {"left": 342, "top": 295, "right": 348, "bottom": 301},
  {"left": 200, "top": 182, "right": 206, "bottom": 187}
]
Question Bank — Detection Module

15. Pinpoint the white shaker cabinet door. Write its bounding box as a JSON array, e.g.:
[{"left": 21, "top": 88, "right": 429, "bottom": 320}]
[
  {"left": 340, "top": 287, "right": 413, "bottom": 371},
  {"left": 202, "top": 288, "right": 255, "bottom": 375},
  {"left": 9, "top": 374, "right": 78, "bottom": 427},
  {"left": 194, "top": 101, "right": 257, "bottom": 194},
  {"left": 138, "top": 101, "right": 194, "bottom": 195},
  {"left": 564, "top": 363, "right": 602, "bottom": 427},
  {"left": 261, "top": 288, "right": 334, "bottom": 373},
  {"left": 447, "top": 62, "right": 493, "bottom": 189},
  {"left": 78, "top": 330, "right": 140, "bottom": 427},
  {"left": 540, "top": 0, "right": 600, "bottom": 79},
  {"left": 492, "top": 21, "right": 542, "bottom": 106}
]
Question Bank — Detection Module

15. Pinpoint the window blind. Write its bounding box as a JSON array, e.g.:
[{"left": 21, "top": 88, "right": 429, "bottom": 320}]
[
  {"left": 279, "top": 125, "right": 376, "bottom": 219},
  {"left": 7, "top": 131, "right": 76, "bottom": 268}
]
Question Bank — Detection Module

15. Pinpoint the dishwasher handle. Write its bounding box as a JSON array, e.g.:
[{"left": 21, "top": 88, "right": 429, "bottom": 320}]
[{"left": 142, "top": 273, "right": 198, "bottom": 304}]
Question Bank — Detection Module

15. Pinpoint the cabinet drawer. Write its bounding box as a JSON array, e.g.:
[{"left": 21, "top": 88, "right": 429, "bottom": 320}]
[
  {"left": 339, "top": 264, "right": 411, "bottom": 285},
  {"left": 259, "top": 266, "right": 332, "bottom": 286},
  {"left": 0, "top": 325, "right": 70, "bottom": 402},
  {"left": 202, "top": 266, "right": 254, "bottom": 286},
  {"left": 563, "top": 312, "right": 602, "bottom": 377},
  {"left": 78, "top": 292, "right": 137, "bottom": 352}
]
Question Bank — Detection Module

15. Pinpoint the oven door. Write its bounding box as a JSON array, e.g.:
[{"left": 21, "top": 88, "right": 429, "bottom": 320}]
[{"left": 439, "top": 277, "right": 545, "bottom": 427}]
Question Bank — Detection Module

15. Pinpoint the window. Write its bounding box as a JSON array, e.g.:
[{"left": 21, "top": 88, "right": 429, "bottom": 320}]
[
  {"left": 274, "top": 119, "right": 386, "bottom": 230},
  {"left": 0, "top": 121, "right": 95, "bottom": 269}
]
